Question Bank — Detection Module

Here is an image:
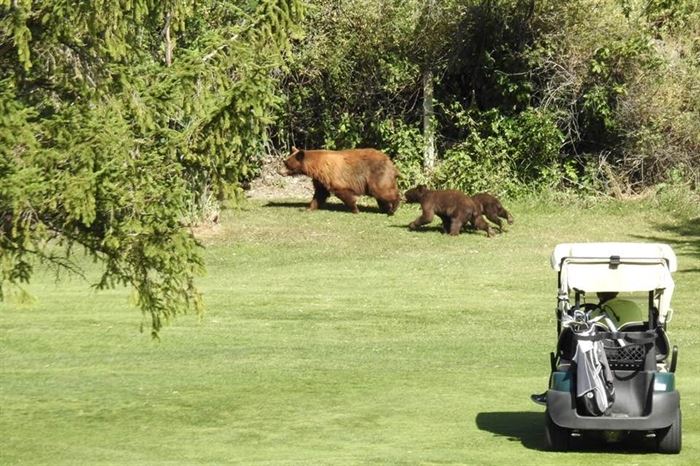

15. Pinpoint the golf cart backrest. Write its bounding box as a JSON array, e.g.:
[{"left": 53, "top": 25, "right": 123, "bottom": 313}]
[{"left": 551, "top": 243, "right": 677, "bottom": 324}]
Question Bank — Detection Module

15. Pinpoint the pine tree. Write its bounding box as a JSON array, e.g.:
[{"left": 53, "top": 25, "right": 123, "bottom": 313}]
[{"left": 0, "top": 0, "right": 302, "bottom": 335}]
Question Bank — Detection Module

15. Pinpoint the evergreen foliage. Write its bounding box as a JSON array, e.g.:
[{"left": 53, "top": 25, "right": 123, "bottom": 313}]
[{"left": 1, "top": 0, "right": 302, "bottom": 334}]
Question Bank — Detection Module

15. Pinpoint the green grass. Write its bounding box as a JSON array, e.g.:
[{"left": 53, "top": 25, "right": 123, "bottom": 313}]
[{"left": 2, "top": 195, "right": 700, "bottom": 464}]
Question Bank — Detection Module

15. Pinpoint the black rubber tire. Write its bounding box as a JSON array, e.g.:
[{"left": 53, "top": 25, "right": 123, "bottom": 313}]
[
  {"left": 544, "top": 411, "right": 569, "bottom": 451},
  {"left": 657, "top": 409, "right": 682, "bottom": 454}
]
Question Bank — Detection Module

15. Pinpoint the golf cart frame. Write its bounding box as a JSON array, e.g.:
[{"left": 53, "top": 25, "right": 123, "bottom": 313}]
[{"left": 544, "top": 243, "right": 681, "bottom": 453}]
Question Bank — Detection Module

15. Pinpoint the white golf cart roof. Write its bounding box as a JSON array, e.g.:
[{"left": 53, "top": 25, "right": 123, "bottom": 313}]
[{"left": 551, "top": 242, "right": 677, "bottom": 323}]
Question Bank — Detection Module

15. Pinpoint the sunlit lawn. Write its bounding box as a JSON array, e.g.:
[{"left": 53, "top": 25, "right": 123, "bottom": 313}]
[{"left": 2, "top": 195, "right": 699, "bottom": 464}]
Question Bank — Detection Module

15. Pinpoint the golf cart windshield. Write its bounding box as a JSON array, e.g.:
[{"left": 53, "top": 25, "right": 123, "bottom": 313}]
[{"left": 551, "top": 243, "right": 677, "bottom": 323}]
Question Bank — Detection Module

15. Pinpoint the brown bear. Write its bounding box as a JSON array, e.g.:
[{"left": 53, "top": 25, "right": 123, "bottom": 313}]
[
  {"left": 279, "top": 147, "right": 400, "bottom": 215},
  {"left": 470, "top": 192, "right": 514, "bottom": 232},
  {"left": 472, "top": 192, "right": 513, "bottom": 232},
  {"left": 404, "top": 185, "right": 494, "bottom": 237}
]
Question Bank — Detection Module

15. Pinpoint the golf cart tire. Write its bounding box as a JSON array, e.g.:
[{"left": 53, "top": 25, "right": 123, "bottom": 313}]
[
  {"left": 656, "top": 409, "right": 682, "bottom": 454},
  {"left": 544, "top": 411, "right": 569, "bottom": 451}
]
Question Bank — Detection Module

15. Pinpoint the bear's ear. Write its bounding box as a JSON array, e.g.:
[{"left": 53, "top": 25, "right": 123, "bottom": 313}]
[
  {"left": 417, "top": 184, "right": 427, "bottom": 192},
  {"left": 289, "top": 146, "right": 304, "bottom": 161}
]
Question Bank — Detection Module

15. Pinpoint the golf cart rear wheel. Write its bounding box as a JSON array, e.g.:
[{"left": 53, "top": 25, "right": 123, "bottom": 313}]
[
  {"left": 544, "top": 412, "right": 569, "bottom": 451},
  {"left": 656, "top": 409, "right": 682, "bottom": 454}
]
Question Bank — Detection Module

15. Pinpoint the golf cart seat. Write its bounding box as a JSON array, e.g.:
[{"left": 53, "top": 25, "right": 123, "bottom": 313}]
[{"left": 589, "top": 299, "right": 672, "bottom": 363}]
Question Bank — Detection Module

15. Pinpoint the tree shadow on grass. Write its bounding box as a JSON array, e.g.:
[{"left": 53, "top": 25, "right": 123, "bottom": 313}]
[
  {"left": 263, "top": 201, "right": 384, "bottom": 214},
  {"left": 631, "top": 216, "right": 700, "bottom": 272}
]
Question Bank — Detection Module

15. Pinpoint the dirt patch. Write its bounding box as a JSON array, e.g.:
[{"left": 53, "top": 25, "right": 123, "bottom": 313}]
[
  {"left": 189, "top": 222, "right": 224, "bottom": 242},
  {"left": 244, "top": 156, "right": 313, "bottom": 201},
  {"left": 191, "top": 157, "right": 315, "bottom": 241}
]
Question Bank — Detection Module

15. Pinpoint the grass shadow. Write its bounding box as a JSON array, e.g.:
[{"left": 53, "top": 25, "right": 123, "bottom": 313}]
[
  {"left": 388, "top": 224, "right": 491, "bottom": 235},
  {"left": 631, "top": 216, "right": 700, "bottom": 272},
  {"left": 263, "top": 201, "right": 384, "bottom": 214},
  {"left": 263, "top": 201, "right": 308, "bottom": 209},
  {"left": 476, "top": 411, "right": 545, "bottom": 451},
  {"left": 388, "top": 224, "right": 444, "bottom": 233}
]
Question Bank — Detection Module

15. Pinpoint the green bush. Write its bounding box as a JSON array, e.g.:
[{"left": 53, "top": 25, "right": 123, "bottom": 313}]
[
  {"left": 434, "top": 105, "right": 564, "bottom": 196},
  {"left": 653, "top": 167, "right": 700, "bottom": 219},
  {"left": 374, "top": 119, "right": 427, "bottom": 190},
  {"left": 529, "top": 0, "right": 699, "bottom": 190}
]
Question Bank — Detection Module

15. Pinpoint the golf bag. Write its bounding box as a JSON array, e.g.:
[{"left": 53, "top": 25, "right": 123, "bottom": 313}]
[{"left": 573, "top": 327, "right": 615, "bottom": 416}]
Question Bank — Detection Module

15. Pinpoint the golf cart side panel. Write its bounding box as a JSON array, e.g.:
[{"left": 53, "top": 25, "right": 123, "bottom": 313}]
[{"left": 547, "top": 389, "right": 680, "bottom": 431}]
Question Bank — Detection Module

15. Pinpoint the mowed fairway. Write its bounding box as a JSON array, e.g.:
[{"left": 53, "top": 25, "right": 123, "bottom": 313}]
[{"left": 2, "top": 195, "right": 699, "bottom": 465}]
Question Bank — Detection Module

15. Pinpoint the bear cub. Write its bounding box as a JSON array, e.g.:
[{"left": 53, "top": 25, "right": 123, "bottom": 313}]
[
  {"left": 404, "top": 185, "right": 493, "bottom": 237},
  {"left": 470, "top": 192, "right": 514, "bottom": 232}
]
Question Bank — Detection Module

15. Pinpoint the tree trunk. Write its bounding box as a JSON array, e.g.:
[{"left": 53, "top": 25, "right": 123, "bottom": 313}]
[
  {"left": 422, "top": 69, "right": 436, "bottom": 171},
  {"left": 163, "top": 12, "right": 173, "bottom": 67}
]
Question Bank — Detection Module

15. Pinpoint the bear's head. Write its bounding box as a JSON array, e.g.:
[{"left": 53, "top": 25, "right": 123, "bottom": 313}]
[
  {"left": 278, "top": 146, "right": 305, "bottom": 176},
  {"left": 404, "top": 185, "right": 428, "bottom": 203}
]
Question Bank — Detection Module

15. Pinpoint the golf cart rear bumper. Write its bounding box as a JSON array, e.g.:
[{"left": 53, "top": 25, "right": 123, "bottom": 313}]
[{"left": 547, "top": 390, "right": 680, "bottom": 430}]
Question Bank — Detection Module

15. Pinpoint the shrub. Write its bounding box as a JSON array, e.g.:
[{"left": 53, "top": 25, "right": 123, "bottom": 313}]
[
  {"left": 434, "top": 104, "right": 564, "bottom": 196},
  {"left": 375, "top": 119, "right": 428, "bottom": 190}
]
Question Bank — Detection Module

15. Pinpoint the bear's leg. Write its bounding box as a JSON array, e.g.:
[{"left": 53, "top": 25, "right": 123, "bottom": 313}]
[
  {"left": 377, "top": 199, "right": 391, "bottom": 214},
  {"left": 384, "top": 187, "right": 401, "bottom": 216},
  {"left": 373, "top": 185, "right": 400, "bottom": 215},
  {"left": 409, "top": 209, "right": 434, "bottom": 230},
  {"left": 474, "top": 214, "right": 494, "bottom": 237},
  {"left": 499, "top": 207, "right": 514, "bottom": 225},
  {"left": 448, "top": 217, "right": 463, "bottom": 236},
  {"left": 388, "top": 197, "right": 401, "bottom": 215},
  {"left": 377, "top": 196, "right": 400, "bottom": 216},
  {"left": 335, "top": 189, "right": 359, "bottom": 214},
  {"left": 438, "top": 214, "right": 452, "bottom": 234},
  {"left": 309, "top": 180, "right": 330, "bottom": 211},
  {"left": 484, "top": 206, "right": 504, "bottom": 232}
]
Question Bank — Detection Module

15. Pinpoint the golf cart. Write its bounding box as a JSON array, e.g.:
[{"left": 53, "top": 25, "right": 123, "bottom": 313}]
[{"left": 542, "top": 243, "right": 681, "bottom": 453}]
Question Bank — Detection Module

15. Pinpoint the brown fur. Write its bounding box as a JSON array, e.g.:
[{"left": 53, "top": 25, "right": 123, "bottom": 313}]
[
  {"left": 470, "top": 192, "right": 514, "bottom": 232},
  {"left": 279, "top": 147, "right": 400, "bottom": 215},
  {"left": 404, "top": 185, "right": 494, "bottom": 237}
]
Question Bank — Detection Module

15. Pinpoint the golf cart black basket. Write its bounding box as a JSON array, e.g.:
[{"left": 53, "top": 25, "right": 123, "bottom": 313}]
[{"left": 604, "top": 341, "right": 647, "bottom": 370}]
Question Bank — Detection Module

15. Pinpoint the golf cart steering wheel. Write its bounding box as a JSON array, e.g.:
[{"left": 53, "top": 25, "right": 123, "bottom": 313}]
[{"left": 581, "top": 302, "right": 601, "bottom": 313}]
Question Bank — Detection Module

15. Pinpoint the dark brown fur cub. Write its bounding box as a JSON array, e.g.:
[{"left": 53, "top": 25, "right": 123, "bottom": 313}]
[
  {"left": 279, "top": 147, "right": 400, "bottom": 215},
  {"left": 470, "top": 192, "right": 514, "bottom": 232},
  {"left": 404, "top": 185, "right": 494, "bottom": 237}
]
